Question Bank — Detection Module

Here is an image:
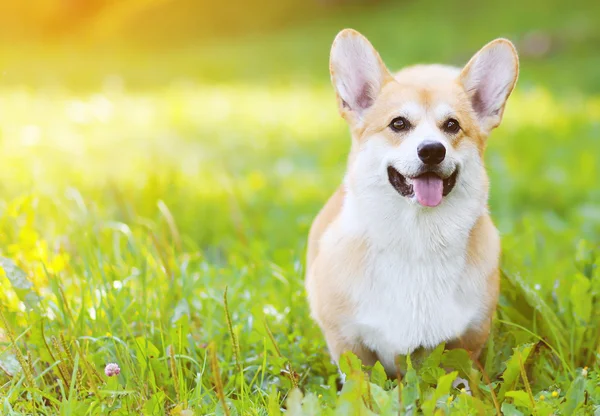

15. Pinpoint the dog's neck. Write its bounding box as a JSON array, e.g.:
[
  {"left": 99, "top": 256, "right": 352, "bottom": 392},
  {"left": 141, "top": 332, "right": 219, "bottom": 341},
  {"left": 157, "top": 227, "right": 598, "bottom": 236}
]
[{"left": 340, "top": 177, "right": 487, "bottom": 256}]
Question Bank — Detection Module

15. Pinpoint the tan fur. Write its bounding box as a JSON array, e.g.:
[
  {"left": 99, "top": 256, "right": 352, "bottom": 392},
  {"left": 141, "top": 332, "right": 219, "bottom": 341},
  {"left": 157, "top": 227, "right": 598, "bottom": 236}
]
[
  {"left": 359, "top": 66, "right": 487, "bottom": 153},
  {"left": 306, "top": 216, "right": 374, "bottom": 363},
  {"left": 306, "top": 188, "right": 345, "bottom": 267},
  {"left": 307, "top": 30, "right": 517, "bottom": 371},
  {"left": 447, "top": 214, "right": 501, "bottom": 358},
  {"left": 307, "top": 208, "right": 500, "bottom": 363}
]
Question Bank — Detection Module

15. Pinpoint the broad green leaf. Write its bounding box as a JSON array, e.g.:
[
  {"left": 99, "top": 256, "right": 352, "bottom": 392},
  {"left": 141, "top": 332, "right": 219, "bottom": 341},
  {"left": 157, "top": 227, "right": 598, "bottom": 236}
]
[
  {"left": 560, "top": 375, "right": 586, "bottom": 415},
  {"left": 337, "top": 379, "right": 376, "bottom": 416},
  {"left": 338, "top": 379, "right": 361, "bottom": 404},
  {"left": 300, "top": 393, "right": 321, "bottom": 416},
  {"left": 505, "top": 390, "right": 532, "bottom": 410},
  {"left": 384, "top": 386, "right": 401, "bottom": 414},
  {"left": 440, "top": 348, "right": 472, "bottom": 378},
  {"left": 450, "top": 391, "right": 487, "bottom": 415},
  {"left": 498, "top": 343, "right": 534, "bottom": 401},
  {"left": 536, "top": 401, "right": 557, "bottom": 416},
  {"left": 409, "top": 346, "right": 431, "bottom": 370},
  {"left": 420, "top": 343, "right": 446, "bottom": 385},
  {"left": 422, "top": 343, "right": 445, "bottom": 369},
  {"left": 333, "top": 402, "right": 354, "bottom": 416},
  {"left": 369, "top": 383, "right": 390, "bottom": 413},
  {"left": 436, "top": 371, "right": 457, "bottom": 396},
  {"left": 421, "top": 366, "right": 445, "bottom": 387},
  {"left": 421, "top": 371, "right": 457, "bottom": 416},
  {"left": 339, "top": 350, "right": 362, "bottom": 376},
  {"left": 501, "top": 402, "right": 525, "bottom": 416},
  {"left": 370, "top": 361, "right": 387, "bottom": 388}
]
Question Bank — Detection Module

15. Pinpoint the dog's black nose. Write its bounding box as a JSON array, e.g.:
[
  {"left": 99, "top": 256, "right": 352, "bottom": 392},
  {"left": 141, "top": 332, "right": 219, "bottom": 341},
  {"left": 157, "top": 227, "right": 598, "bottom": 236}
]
[{"left": 417, "top": 141, "right": 446, "bottom": 165}]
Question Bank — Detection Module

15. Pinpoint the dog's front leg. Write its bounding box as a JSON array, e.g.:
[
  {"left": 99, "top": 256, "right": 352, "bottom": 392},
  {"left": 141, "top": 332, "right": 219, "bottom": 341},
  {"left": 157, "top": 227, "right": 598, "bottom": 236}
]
[{"left": 324, "top": 331, "right": 377, "bottom": 385}]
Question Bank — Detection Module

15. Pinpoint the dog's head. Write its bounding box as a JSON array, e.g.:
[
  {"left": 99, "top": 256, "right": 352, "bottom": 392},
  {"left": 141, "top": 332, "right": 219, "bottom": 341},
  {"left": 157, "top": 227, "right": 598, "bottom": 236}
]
[{"left": 331, "top": 29, "right": 518, "bottom": 209}]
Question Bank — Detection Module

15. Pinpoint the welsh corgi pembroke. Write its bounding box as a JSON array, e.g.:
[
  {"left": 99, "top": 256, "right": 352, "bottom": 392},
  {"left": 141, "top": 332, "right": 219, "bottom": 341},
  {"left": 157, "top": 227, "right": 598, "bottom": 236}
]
[{"left": 305, "top": 29, "right": 518, "bottom": 377}]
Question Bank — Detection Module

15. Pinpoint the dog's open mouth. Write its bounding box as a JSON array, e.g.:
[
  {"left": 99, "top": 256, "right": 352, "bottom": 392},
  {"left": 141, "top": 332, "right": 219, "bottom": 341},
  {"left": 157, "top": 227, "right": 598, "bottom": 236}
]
[{"left": 387, "top": 166, "right": 458, "bottom": 207}]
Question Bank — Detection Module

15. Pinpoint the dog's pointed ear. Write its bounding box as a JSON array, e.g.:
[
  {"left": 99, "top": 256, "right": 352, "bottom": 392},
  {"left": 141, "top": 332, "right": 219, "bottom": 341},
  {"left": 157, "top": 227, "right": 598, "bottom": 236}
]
[
  {"left": 330, "top": 29, "right": 393, "bottom": 122},
  {"left": 460, "top": 39, "right": 519, "bottom": 134}
]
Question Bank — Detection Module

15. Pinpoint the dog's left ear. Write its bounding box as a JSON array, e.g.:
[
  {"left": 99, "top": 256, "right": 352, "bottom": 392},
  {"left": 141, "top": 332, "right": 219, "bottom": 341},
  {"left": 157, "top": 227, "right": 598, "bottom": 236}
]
[{"left": 460, "top": 39, "right": 519, "bottom": 134}]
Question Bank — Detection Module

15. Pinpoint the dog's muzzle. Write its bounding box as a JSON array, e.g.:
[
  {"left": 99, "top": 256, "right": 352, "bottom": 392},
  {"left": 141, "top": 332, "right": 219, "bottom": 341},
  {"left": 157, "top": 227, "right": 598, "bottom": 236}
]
[{"left": 387, "top": 165, "right": 458, "bottom": 206}]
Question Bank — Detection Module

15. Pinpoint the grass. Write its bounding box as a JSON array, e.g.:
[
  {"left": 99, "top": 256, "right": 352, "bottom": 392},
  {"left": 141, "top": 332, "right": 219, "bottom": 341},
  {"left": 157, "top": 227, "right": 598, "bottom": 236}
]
[{"left": 0, "top": 0, "right": 599, "bottom": 414}]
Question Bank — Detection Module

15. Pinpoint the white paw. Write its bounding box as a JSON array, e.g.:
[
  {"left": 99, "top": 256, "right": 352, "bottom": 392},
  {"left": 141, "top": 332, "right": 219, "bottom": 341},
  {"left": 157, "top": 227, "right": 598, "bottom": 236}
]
[{"left": 452, "top": 376, "right": 472, "bottom": 395}]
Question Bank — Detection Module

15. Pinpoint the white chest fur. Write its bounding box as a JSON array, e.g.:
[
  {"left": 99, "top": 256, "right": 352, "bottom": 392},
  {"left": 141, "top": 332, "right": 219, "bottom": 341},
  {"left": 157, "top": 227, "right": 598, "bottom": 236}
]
[
  {"left": 349, "top": 246, "right": 484, "bottom": 372},
  {"left": 336, "top": 188, "right": 490, "bottom": 374}
]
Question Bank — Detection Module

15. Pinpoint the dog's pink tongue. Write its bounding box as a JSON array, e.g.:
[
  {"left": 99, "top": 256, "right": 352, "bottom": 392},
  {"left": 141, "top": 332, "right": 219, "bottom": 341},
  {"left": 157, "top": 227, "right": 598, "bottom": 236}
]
[{"left": 413, "top": 175, "right": 444, "bottom": 207}]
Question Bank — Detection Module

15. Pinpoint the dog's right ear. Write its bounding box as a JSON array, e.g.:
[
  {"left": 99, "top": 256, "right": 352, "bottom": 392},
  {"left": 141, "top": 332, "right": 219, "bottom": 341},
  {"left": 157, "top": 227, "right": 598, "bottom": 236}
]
[
  {"left": 460, "top": 39, "right": 519, "bottom": 134},
  {"left": 330, "top": 29, "right": 392, "bottom": 123}
]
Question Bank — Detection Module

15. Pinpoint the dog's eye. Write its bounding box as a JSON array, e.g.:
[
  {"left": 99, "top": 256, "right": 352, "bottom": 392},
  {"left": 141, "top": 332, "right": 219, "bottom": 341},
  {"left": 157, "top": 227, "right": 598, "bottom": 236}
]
[
  {"left": 443, "top": 118, "right": 460, "bottom": 134},
  {"left": 389, "top": 117, "right": 410, "bottom": 132}
]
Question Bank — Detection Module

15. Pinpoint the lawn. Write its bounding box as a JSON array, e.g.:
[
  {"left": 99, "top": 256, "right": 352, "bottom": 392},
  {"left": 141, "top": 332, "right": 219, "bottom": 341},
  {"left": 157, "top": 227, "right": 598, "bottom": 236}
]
[{"left": 0, "top": 0, "right": 599, "bottom": 414}]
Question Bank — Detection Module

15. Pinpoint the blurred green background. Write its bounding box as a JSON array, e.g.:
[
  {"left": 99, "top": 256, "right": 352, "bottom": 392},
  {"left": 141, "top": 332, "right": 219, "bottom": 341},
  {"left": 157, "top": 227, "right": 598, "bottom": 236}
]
[
  {"left": 2, "top": 0, "right": 600, "bottom": 91},
  {"left": 0, "top": 0, "right": 599, "bottom": 414}
]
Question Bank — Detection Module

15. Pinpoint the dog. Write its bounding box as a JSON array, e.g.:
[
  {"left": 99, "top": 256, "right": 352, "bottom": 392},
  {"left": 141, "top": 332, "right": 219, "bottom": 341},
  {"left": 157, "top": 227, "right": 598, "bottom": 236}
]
[{"left": 305, "top": 29, "right": 518, "bottom": 378}]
